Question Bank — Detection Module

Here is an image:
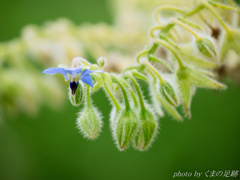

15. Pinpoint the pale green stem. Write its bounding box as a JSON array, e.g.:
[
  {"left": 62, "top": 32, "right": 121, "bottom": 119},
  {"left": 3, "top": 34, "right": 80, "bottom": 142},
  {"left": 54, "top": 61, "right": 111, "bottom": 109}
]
[
  {"left": 103, "top": 83, "right": 121, "bottom": 111},
  {"left": 146, "top": 68, "right": 160, "bottom": 90},
  {"left": 85, "top": 85, "right": 92, "bottom": 109},
  {"left": 178, "top": 17, "right": 203, "bottom": 30},
  {"left": 209, "top": 1, "right": 237, "bottom": 11},
  {"left": 198, "top": 12, "right": 213, "bottom": 29},
  {"left": 172, "top": 19, "right": 201, "bottom": 39},
  {"left": 136, "top": 49, "right": 150, "bottom": 63},
  {"left": 127, "top": 73, "right": 146, "bottom": 112},
  {"left": 112, "top": 75, "right": 131, "bottom": 111},
  {"left": 143, "top": 60, "right": 164, "bottom": 83},
  {"left": 154, "top": 38, "right": 184, "bottom": 69},
  {"left": 123, "top": 64, "right": 145, "bottom": 73},
  {"left": 119, "top": 78, "right": 138, "bottom": 108},
  {"left": 201, "top": 0, "right": 230, "bottom": 33},
  {"left": 80, "top": 60, "right": 91, "bottom": 66},
  {"left": 149, "top": 54, "right": 173, "bottom": 71},
  {"left": 155, "top": 5, "right": 184, "bottom": 24},
  {"left": 123, "top": 4, "right": 203, "bottom": 73},
  {"left": 150, "top": 25, "right": 165, "bottom": 38},
  {"left": 172, "top": 26, "right": 182, "bottom": 41},
  {"left": 184, "top": 4, "right": 205, "bottom": 17}
]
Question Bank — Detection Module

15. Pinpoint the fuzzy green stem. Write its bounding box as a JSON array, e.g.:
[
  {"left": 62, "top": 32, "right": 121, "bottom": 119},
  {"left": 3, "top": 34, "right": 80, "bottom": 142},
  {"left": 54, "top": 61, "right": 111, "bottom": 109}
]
[
  {"left": 209, "top": 1, "right": 237, "bottom": 11},
  {"left": 112, "top": 75, "right": 131, "bottom": 111},
  {"left": 160, "top": 4, "right": 204, "bottom": 35},
  {"left": 178, "top": 17, "right": 203, "bottom": 30},
  {"left": 155, "top": 5, "right": 185, "bottom": 24},
  {"left": 154, "top": 38, "right": 184, "bottom": 69},
  {"left": 143, "top": 60, "right": 163, "bottom": 82},
  {"left": 80, "top": 59, "right": 91, "bottom": 66},
  {"left": 146, "top": 68, "right": 157, "bottom": 83},
  {"left": 198, "top": 12, "right": 213, "bottom": 30},
  {"left": 128, "top": 73, "right": 146, "bottom": 112},
  {"left": 123, "top": 64, "right": 145, "bottom": 73},
  {"left": 136, "top": 49, "right": 150, "bottom": 63},
  {"left": 148, "top": 43, "right": 159, "bottom": 57},
  {"left": 184, "top": 4, "right": 205, "bottom": 17},
  {"left": 125, "top": 4, "right": 203, "bottom": 73},
  {"left": 149, "top": 54, "right": 173, "bottom": 71},
  {"left": 103, "top": 83, "right": 121, "bottom": 111},
  {"left": 201, "top": 0, "right": 230, "bottom": 33},
  {"left": 172, "top": 19, "right": 201, "bottom": 39},
  {"left": 147, "top": 68, "right": 160, "bottom": 90},
  {"left": 119, "top": 78, "right": 138, "bottom": 108},
  {"left": 150, "top": 25, "right": 165, "bottom": 37},
  {"left": 85, "top": 85, "right": 92, "bottom": 109}
]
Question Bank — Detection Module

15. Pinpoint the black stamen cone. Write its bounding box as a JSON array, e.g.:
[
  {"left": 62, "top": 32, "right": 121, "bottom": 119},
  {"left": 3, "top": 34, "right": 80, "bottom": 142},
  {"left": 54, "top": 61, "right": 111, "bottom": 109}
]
[{"left": 70, "top": 81, "right": 79, "bottom": 96}]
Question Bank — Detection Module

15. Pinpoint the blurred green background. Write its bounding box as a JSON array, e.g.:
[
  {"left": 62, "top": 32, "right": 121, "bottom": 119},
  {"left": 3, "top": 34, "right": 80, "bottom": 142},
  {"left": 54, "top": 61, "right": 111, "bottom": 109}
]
[{"left": 0, "top": 0, "right": 240, "bottom": 180}]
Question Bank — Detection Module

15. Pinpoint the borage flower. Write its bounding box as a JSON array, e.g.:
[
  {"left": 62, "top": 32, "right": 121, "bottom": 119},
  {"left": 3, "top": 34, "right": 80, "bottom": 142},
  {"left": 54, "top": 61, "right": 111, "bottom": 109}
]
[{"left": 42, "top": 58, "right": 103, "bottom": 96}]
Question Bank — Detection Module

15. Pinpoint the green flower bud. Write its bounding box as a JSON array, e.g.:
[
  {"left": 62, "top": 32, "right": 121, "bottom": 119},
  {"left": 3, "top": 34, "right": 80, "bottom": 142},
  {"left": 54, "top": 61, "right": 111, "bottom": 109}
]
[
  {"left": 77, "top": 106, "right": 103, "bottom": 140},
  {"left": 159, "top": 80, "right": 180, "bottom": 107},
  {"left": 113, "top": 108, "right": 139, "bottom": 151},
  {"left": 97, "top": 57, "right": 107, "bottom": 69},
  {"left": 156, "top": 91, "right": 183, "bottom": 121},
  {"left": 196, "top": 38, "right": 216, "bottom": 58},
  {"left": 77, "top": 85, "right": 103, "bottom": 140},
  {"left": 134, "top": 108, "right": 158, "bottom": 151},
  {"left": 126, "top": 72, "right": 158, "bottom": 151},
  {"left": 147, "top": 69, "right": 182, "bottom": 121},
  {"left": 69, "top": 82, "right": 83, "bottom": 106}
]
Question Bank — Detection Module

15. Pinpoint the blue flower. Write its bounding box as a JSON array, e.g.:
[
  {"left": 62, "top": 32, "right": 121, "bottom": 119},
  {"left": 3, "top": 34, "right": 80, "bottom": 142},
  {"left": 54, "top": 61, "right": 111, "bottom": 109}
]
[{"left": 43, "top": 66, "right": 103, "bottom": 95}]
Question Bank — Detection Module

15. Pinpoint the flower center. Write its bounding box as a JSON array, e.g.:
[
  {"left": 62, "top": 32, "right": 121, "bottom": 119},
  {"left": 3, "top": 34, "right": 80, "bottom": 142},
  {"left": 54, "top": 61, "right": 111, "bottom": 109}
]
[{"left": 70, "top": 81, "right": 79, "bottom": 96}]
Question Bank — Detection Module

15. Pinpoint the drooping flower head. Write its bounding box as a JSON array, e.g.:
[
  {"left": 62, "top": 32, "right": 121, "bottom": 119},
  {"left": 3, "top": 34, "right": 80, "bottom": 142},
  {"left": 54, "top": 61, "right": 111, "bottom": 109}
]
[{"left": 42, "top": 57, "right": 103, "bottom": 95}]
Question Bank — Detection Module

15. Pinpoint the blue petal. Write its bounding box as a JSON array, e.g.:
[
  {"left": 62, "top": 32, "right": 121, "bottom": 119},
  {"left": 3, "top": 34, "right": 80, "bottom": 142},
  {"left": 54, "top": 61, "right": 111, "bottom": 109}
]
[
  {"left": 81, "top": 74, "right": 93, "bottom": 87},
  {"left": 64, "top": 67, "right": 83, "bottom": 75},
  {"left": 42, "top": 67, "right": 67, "bottom": 75},
  {"left": 81, "top": 69, "right": 95, "bottom": 77},
  {"left": 81, "top": 69, "right": 104, "bottom": 77}
]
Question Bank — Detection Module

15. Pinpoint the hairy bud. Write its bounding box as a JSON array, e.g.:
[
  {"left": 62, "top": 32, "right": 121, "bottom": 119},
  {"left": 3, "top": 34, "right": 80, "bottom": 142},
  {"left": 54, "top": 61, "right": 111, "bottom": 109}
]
[
  {"left": 134, "top": 108, "right": 158, "bottom": 151},
  {"left": 69, "top": 82, "right": 83, "bottom": 106},
  {"left": 97, "top": 57, "right": 107, "bottom": 69},
  {"left": 77, "top": 106, "right": 102, "bottom": 140},
  {"left": 77, "top": 85, "right": 103, "bottom": 140},
  {"left": 113, "top": 108, "right": 139, "bottom": 151},
  {"left": 159, "top": 80, "right": 180, "bottom": 106},
  {"left": 196, "top": 38, "right": 216, "bottom": 58}
]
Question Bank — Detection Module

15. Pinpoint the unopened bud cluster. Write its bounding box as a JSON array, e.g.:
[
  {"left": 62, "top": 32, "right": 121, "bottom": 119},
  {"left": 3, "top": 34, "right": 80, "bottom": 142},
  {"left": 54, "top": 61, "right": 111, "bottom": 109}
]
[{"left": 44, "top": 0, "right": 240, "bottom": 151}]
